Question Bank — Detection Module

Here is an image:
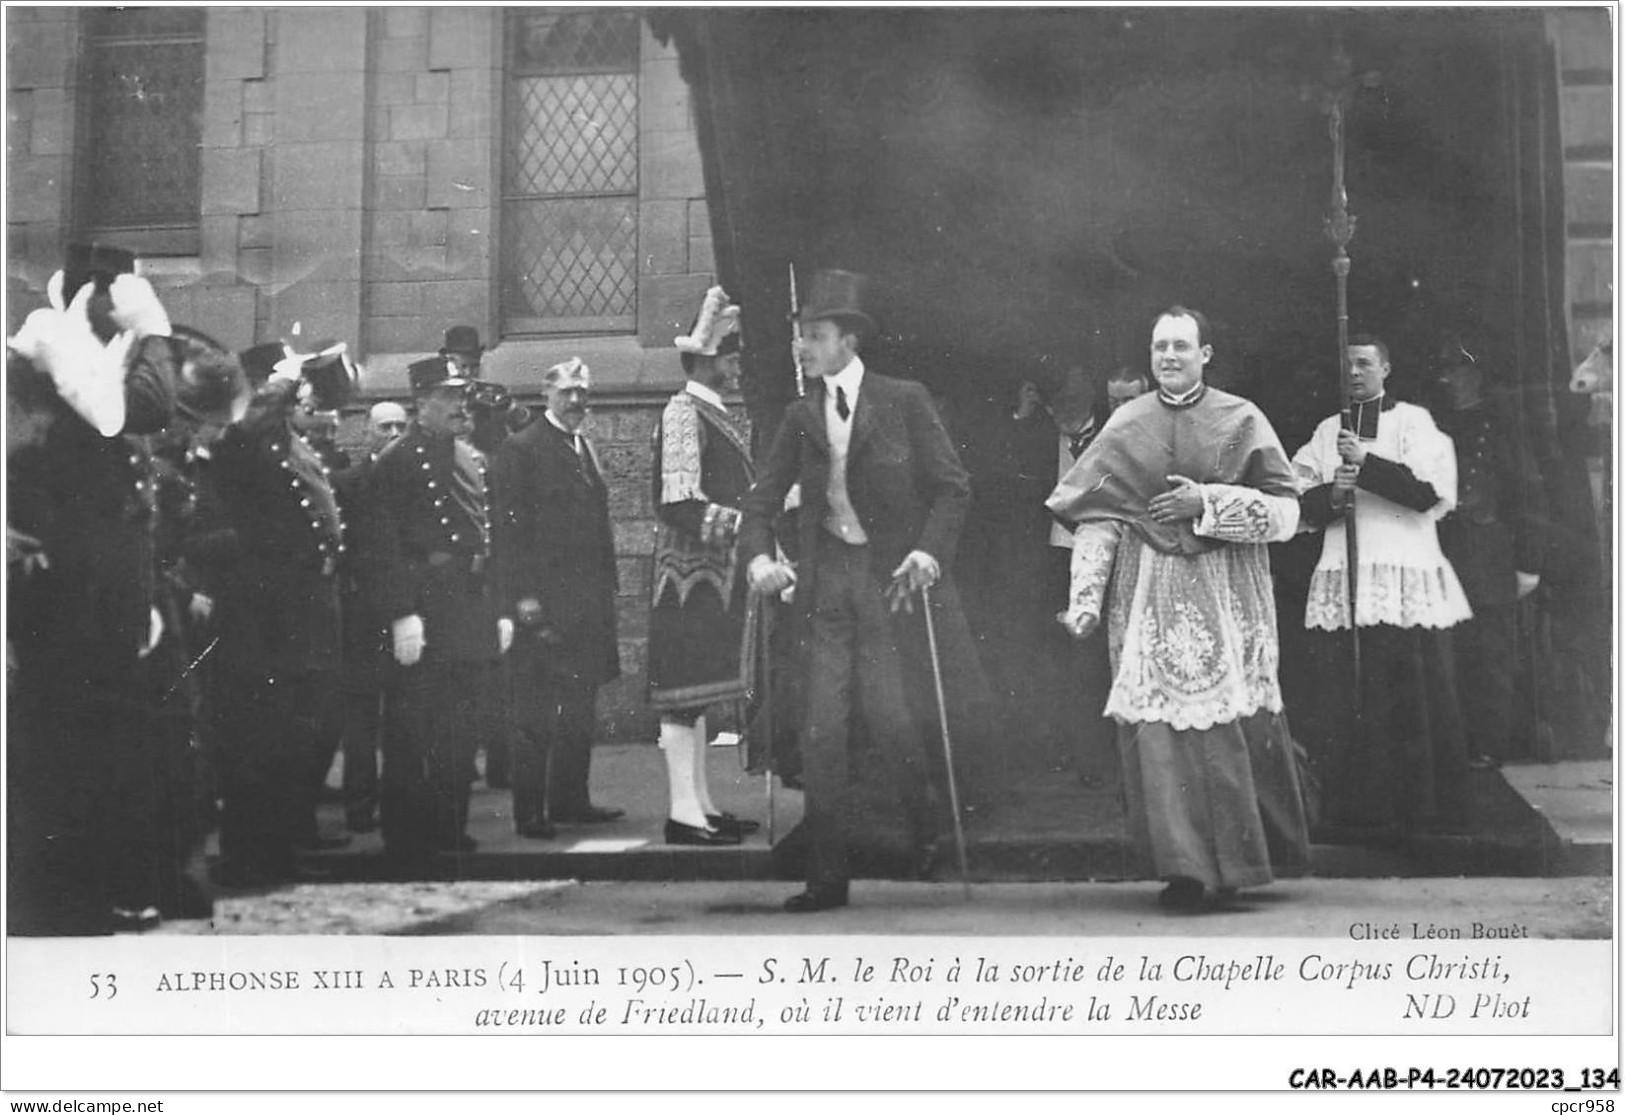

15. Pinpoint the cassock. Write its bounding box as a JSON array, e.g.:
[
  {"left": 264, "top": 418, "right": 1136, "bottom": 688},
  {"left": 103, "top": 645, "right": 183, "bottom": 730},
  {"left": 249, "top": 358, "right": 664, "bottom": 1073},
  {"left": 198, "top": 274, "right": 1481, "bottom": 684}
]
[
  {"left": 1292, "top": 396, "right": 1473, "bottom": 833},
  {"left": 1047, "top": 384, "right": 1311, "bottom": 891}
]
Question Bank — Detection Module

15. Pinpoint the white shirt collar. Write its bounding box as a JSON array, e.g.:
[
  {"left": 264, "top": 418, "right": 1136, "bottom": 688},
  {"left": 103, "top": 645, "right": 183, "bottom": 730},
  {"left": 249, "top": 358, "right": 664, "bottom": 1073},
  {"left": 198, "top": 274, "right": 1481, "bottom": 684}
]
[
  {"left": 1162, "top": 380, "right": 1205, "bottom": 405},
  {"left": 823, "top": 356, "right": 865, "bottom": 400},
  {"left": 684, "top": 380, "right": 724, "bottom": 409}
]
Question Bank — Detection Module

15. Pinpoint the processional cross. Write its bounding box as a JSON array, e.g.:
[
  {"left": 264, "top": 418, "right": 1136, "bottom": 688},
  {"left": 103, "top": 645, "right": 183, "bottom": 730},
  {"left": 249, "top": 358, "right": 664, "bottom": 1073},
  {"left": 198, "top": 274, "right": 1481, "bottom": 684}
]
[{"left": 1310, "top": 39, "right": 1381, "bottom": 683}]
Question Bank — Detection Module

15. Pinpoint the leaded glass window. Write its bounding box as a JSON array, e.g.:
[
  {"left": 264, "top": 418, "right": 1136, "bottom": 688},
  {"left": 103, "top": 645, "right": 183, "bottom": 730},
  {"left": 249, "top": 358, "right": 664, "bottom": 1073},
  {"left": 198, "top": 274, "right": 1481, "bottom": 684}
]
[
  {"left": 75, "top": 8, "right": 204, "bottom": 255},
  {"left": 503, "top": 9, "right": 640, "bottom": 335}
]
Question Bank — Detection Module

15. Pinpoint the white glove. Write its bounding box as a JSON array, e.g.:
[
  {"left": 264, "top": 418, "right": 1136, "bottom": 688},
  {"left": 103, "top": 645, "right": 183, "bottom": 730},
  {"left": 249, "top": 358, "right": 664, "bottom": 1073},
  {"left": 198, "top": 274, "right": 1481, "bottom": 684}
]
[
  {"left": 106, "top": 273, "right": 171, "bottom": 338},
  {"left": 9, "top": 283, "right": 130, "bottom": 436},
  {"left": 1516, "top": 571, "right": 1540, "bottom": 600},
  {"left": 137, "top": 606, "right": 164, "bottom": 659},
  {"left": 392, "top": 614, "right": 425, "bottom": 666},
  {"left": 748, "top": 554, "right": 795, "bottom": 596},
  {"left": 497, "top": 616, "right": 514, "bottom": 654},
  {"left": 188, "top": 592, "right": 214, "bottom": 623}
]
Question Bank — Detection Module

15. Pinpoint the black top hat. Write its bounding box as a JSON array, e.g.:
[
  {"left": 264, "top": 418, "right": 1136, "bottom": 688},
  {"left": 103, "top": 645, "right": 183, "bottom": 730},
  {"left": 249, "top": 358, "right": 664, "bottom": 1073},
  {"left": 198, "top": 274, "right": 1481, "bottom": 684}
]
[
  {"left": 63, "top": 242, "right": 136, "bottom": 300},
  {"left": 238, "top": 341, "right": 290, "bottom": 386},
  {"left": 440, "top": 325, "right": 484, "bottom": 358},
  {"left": 299, "top": 341, "right": 359, "bottom": 410},
  {"left": 798, "top": 269, "right": 876, "bottom": 337},
  {"left": 408, "top": 355, "right": 468, "bottom": 395}
]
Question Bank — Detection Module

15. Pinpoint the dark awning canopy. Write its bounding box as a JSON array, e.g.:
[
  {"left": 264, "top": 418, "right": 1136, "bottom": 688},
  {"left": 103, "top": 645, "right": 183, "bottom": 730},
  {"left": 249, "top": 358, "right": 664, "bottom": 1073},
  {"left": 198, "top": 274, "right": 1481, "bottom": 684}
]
[{"left": 652, "top": 6, "right": 1609, "bottom": 756}]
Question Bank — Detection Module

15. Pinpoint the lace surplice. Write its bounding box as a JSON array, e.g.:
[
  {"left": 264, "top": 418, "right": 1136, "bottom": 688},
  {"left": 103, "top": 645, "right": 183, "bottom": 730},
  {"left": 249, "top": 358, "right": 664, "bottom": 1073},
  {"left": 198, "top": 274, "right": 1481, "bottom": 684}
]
[
  {"left": 1065, "top": 483, "right": 1297, "bottom": 730},
  {"left": 1292, "top": 401, "right": 1473, "bottom": 631}
]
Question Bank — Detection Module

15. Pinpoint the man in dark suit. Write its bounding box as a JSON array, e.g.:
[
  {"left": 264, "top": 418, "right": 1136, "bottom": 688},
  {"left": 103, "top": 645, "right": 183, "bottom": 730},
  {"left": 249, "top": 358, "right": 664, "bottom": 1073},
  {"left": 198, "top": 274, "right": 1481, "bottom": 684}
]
[
  {"left": 739, "top": 269, "right": 974, "bottom": 912},
  {"left": 494, "top": 357, "right": 623, "bottom": 835},
  {"left": 365, "top": 359, "right": 513, "bottom": 869}
]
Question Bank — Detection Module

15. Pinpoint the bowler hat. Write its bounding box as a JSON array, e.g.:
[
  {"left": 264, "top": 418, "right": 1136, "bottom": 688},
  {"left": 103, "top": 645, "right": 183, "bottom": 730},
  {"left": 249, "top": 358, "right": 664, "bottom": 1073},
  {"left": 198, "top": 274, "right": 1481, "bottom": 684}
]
[
  {"left": 63, "top": 242, "right": 136, "bottom": 301},
  {"left": 408, "top": 355, "right": 468, "bottom": 395},
  {"left": 798, "top": 269, "right": 876, "bottom": 337},
  {"left": 440, "top": 325, "right": 485, "bottom": 358}
]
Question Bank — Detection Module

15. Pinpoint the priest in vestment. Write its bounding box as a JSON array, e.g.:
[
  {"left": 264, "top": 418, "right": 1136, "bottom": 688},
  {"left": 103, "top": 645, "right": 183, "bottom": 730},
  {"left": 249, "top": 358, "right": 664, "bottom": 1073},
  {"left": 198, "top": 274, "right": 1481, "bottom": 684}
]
[{"left": 1046, "top": 307, "right": 1311, "bottom": 910}]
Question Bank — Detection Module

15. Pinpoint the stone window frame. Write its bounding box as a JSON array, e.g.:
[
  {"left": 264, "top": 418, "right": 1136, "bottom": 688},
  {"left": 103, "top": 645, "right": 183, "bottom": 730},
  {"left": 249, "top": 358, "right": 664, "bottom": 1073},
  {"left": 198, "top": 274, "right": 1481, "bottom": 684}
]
[{"left": 499, "top": 8, "right": 642, "bottom": 339}]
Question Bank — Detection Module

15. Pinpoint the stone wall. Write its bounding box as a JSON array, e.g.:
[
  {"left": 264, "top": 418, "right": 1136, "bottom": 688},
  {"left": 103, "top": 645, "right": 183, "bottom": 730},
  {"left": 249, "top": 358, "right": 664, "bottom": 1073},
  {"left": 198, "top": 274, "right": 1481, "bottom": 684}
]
[
  {"left": 7, "top": 6, "right": 721, "bottom": 743},
  {"left": 1549, "top": 8, "right": 1614, "bottom": 360}
]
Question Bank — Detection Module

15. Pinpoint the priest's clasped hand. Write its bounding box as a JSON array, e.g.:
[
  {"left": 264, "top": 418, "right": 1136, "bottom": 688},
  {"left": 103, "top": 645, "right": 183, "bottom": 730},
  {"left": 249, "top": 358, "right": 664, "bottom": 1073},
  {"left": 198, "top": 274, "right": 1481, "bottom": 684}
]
[{"left": 1147, "top": 475, "right": 1203, "bottom": 525}]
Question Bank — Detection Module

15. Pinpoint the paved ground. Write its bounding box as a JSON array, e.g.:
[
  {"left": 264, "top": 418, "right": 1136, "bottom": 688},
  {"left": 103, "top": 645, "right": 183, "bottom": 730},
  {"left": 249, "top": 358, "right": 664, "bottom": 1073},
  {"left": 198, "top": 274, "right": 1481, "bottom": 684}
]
[
  {"left": 154, "top": 875, "right": 1613, "bottom": 937},
  {"left": 285, "top": 745, "right": 1612, "bottom": 882}
]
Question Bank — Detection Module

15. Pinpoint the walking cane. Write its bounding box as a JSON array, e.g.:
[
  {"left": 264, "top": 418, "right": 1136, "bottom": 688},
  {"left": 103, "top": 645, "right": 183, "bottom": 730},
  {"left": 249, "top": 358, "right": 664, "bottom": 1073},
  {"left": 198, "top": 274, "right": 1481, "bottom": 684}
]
[
  {"left": 756, "top": 595, "right": 777, "bottom": 846},
  {"left": 920, "top": 584, "right": 972, "bottom": 899}
]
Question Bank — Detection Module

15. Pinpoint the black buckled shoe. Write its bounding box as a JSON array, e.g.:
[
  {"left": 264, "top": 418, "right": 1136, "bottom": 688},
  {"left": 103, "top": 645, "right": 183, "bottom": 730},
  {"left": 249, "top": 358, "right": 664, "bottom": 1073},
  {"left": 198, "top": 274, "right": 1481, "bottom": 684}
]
[
  {"left": 784, "top": 883, "right": 849, "bottom": 913},
  {"left": 665, "top": 819, "right": 742, "bottom": 846},
  {"left": 707, "top": 812, "right": 761, "bottom": 836}
]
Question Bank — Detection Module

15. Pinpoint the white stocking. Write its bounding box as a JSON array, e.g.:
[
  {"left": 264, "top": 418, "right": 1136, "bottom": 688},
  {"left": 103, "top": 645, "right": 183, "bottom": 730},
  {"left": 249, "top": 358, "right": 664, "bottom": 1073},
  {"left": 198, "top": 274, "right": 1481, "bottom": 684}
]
[
  {"left": 660, "top": 719, "right": 707, "bottom": 828},
  {"left": 693, "top": 714, "right": 719, "bottom": 818}
]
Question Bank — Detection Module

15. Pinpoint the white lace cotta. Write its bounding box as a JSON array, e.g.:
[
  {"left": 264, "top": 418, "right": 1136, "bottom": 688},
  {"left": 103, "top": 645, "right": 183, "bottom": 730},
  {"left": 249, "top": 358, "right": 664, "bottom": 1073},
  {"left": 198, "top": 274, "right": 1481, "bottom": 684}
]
[{"left": 1293, "top": 401, "right": 1473, "bottom": 631}]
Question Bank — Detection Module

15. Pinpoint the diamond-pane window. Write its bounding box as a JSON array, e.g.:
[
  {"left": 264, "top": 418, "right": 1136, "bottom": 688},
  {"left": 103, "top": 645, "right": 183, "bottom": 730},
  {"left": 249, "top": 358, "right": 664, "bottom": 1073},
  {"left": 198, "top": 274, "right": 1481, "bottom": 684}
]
[
  {"left": 75, "top": 8, "right": 204, "bottom": 255},
  {"left": 503, "top": 9, "right": 640, "bottom": 335}
]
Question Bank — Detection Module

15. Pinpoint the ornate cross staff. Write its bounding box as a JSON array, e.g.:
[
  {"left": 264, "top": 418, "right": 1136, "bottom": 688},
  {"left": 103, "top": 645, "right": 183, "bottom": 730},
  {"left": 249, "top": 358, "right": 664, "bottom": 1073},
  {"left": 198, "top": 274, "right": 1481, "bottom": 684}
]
[{"left": 1317, "top": 41, "right": 1378, "bottom": 684}]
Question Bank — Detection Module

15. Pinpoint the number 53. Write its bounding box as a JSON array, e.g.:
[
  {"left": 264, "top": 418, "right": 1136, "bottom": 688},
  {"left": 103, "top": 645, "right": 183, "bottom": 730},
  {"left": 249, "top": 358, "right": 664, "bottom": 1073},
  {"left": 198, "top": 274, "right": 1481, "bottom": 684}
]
[{"left": 89, "top": 973, "right": 118, "bottom": 1000}]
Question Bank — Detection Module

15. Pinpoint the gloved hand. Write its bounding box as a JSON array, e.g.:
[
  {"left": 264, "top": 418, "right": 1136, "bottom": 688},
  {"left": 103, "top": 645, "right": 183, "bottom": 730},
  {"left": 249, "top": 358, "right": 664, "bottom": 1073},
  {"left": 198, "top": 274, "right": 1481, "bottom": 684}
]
[
  {"left": 498, "top": 616, "right": 514, "bottom": 654},
  {"left": 392, "top": 614, "right": 425, "bottom": 666},
  {"left": 9, "top": 283, "right": 131, "bottom": 436},
  {"left": 748, "top": 554, "right": 795, "bottom": 596},
  {"left": 106, "top": 273, "right": 171, "bottom": 338},
  {"left": 138, "top": 606, "right": 164, "bottom": 659},
  {"left": 268, "top": 351, "right": 304, "bottom": 393},
  {"left": 188, "top": 592, "right": 214, "bottom": 624}
]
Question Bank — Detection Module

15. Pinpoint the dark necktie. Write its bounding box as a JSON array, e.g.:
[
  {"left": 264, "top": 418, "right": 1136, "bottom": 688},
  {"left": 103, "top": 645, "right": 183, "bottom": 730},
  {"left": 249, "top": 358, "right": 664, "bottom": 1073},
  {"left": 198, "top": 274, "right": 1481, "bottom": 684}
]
[
  {"left": 575, "top": 435, "right": 602, "bottom": 488},
  {"left": 835, "top": 385, "right": 851, "bottom": 422}
]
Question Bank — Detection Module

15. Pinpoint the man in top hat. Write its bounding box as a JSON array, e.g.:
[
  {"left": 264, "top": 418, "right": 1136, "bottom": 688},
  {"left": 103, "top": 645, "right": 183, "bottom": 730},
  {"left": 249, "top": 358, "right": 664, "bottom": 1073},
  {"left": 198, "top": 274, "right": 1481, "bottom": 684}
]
[
  {"left": 494, "top": 357, "right": 623, "bottom": 836},
  {"left": 361, "top": 358, "right": 512, "bottom": 868},
  {"left": 648, "top": 286, "right": 760, "bottom": 845},
  {"left": 1290, "top": 332, "right": 1473, "bottom": 838},
  {"left": 7, "top": 247, "right": 182, "bottom": 932},
  {"left": 192, "top": 339, "right": 353, "bottom": 888},
  {"left": 739, "top": 268, "right": 975, "bottom": 912},
  {"left": 1431, "top": 334, "right": 1546, "bottom": 766}
]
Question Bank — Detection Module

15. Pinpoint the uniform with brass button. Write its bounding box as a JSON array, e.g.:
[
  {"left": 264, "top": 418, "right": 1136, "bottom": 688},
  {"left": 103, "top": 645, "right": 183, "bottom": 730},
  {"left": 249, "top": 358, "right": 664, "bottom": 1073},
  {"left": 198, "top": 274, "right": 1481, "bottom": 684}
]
[{"left": 362, "top": 357, "right": 512, "bottom": 867}]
